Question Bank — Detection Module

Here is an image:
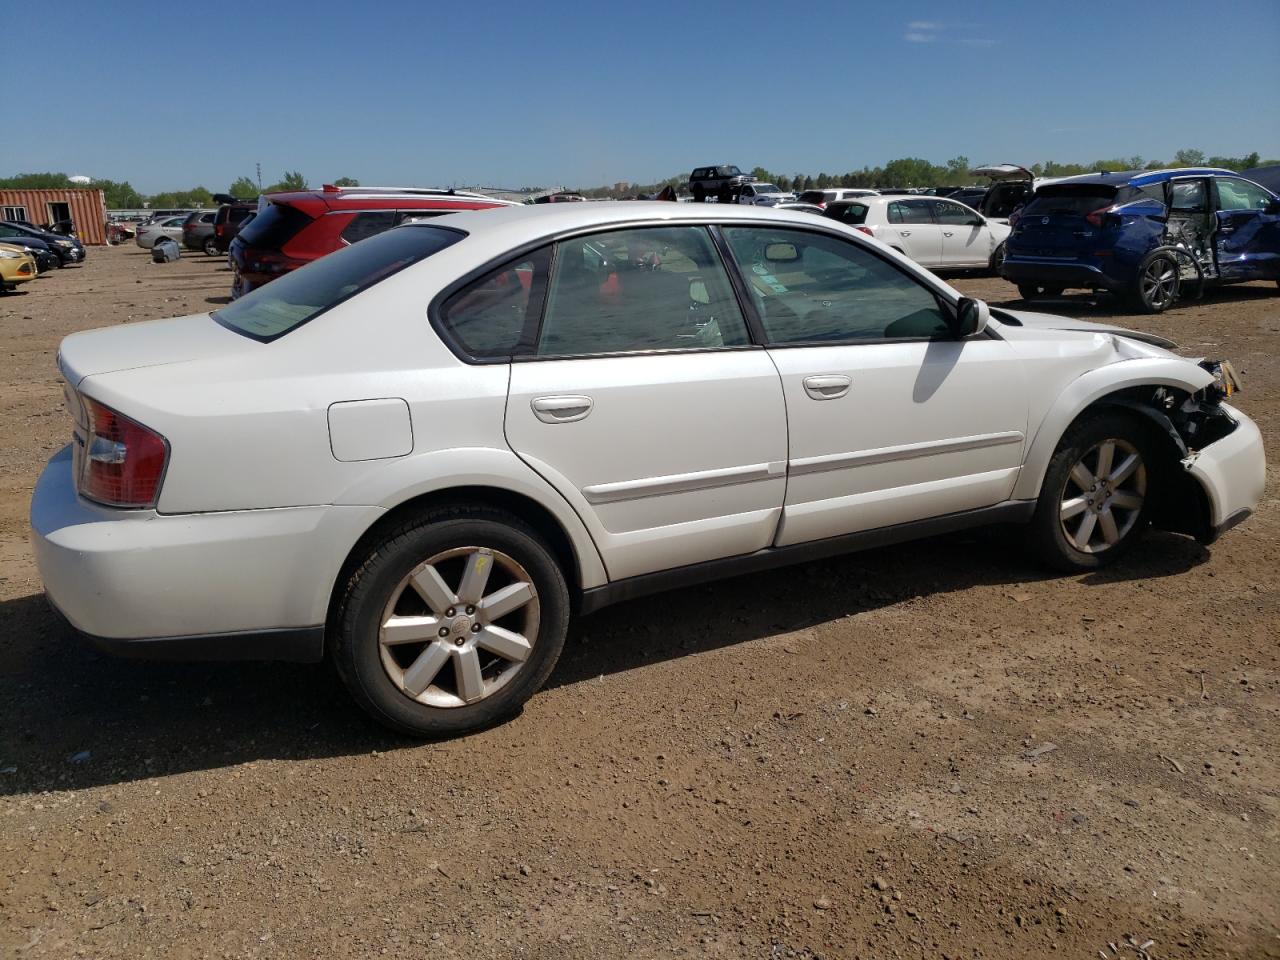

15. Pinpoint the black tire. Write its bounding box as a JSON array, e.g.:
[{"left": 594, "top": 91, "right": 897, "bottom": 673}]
[
  {"left": 331, "top": 504, "right": 570, "bottom": 737},
  {"left": 1128, "top": 249, "right": 1180, "bottom": 313},
  {"left": 1027, "top": 411, "right": 1156, "bottom": 572},
  {"left": 989, "top": 242, "right": 1006, "bottom": 276},
  {"left": 203, "top": 235, "right": 218, "bottom": 256},
  {"left": 692, "top": 185, "right": 705, "bottom": 203},
  {"left": 1017, "top": 282, "right": 1063, "bottom": 300},
  {"left": 718, "top": 187, "right": 731, "bottom": 205}
]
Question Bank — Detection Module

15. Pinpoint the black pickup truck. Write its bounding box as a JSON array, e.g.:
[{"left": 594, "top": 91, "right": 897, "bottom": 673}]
[{"left": 687, "top": 165, "right": 753, "bottom": 203}]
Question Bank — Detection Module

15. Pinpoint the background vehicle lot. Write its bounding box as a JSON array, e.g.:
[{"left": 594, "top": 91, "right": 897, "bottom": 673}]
[{"left": 0, "top": 245, "right": 1277, "bottom": 957}]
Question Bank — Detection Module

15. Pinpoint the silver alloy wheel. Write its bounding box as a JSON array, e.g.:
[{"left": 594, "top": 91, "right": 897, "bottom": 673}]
[
  {"left": 1141, "top": 256, "right": 1177, "bottom": 309},
  {"left": 1059, "top": 438, "right": 1147, "bottom": 554},
  {"left": 378, "top": 547, "right": 540, "bottom": 708}
]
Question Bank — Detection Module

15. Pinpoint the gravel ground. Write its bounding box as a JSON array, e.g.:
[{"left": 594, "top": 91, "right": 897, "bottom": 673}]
[{"left": 1, "top": 245, "right": 1278, "bottom": 959}]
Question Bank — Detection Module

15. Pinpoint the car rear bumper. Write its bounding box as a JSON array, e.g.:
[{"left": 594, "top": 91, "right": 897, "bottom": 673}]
[
  {"left": 1185, "top": 403, "right": 1266, "bottom": 541},
  {"left": 30, "top": 446, "right": 381, "bottom": 659},
  {"left": 1002, "top": 258, "right": 1120, "bottom": 291}
]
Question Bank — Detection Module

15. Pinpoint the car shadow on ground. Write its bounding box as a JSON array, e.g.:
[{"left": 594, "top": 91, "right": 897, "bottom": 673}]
[
  {"left": 0, "top": 528, "right": 1207, "bottom": 795},
  {"left": 205, "top": 296, "right": 231, "bottom": 305},
  {"left": 988, "top": 283, "right": 1277, "bottom": 319}
]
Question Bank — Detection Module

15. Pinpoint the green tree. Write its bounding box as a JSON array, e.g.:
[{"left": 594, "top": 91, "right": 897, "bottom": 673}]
[
  {"left": 228, "top": 176, "right": 258, "bottom": 198},
  {"left": 264, "top": 170, "right": 308, "bottom": 193},
  {"left": 332, "top": 176, "right": 360, "bottom": 187},
  {"left": 1173, "top": 148, "right": 1206, "bottom": 166}
]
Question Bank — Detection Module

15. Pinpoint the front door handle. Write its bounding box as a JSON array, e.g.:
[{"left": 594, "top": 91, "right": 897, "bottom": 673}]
[
  {"left": 942, "top": 231, "right": 954, "bottom": 237},
  {"left": 802, "top": 375, "right": 852, "bottom": 400},
  {"left": 899, "top": 230, "right": 912, "bottom": 237},
  {"left": 531, "top": 395, "right": 593, "bottom": 423}
]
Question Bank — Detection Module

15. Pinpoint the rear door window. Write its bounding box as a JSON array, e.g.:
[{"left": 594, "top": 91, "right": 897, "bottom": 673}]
[
  {"left": 824, "top": 203, "right": 868, "bottom": 225},
  {"left": 216, "top": 226, "right": 464, "bottom": 341},
  {"left": 1170, "top": 180, "right": 1208, "bottom": 212}
]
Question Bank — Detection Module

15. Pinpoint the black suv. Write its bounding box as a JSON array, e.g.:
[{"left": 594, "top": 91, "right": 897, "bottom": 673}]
[
  {"left": 211, "top": 194, "right": 258, "bottom": 254},
  {"left": 687, "top": 165, "right": 752, "bottom": 203}
]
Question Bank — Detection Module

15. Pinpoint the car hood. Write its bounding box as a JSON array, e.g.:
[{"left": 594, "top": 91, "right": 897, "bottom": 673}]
[
  {"left": 58, "top": 313, "right": 260, "bottom": 385},
  {"left": 991, "top": 307, "right": 1179, "bottom": 351}
]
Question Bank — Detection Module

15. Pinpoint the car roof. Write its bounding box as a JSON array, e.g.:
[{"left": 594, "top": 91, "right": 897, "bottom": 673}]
[
  {"left": 1046, "top": 167, "right": 1236, "bottom": 189},
  {"left": 414, "top": 201, "right": 852, "bottom": 249}
]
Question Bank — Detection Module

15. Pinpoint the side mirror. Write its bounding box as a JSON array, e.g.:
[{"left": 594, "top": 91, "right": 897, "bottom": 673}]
[
  {"left": 953, "top": 297, "right": 989, "bottom": 338},
  {"left": 1267, "top": 198, "right": 1280, "bottom": 215}
]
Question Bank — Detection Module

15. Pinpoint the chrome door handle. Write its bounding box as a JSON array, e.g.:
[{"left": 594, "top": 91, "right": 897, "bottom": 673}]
[
  {"left": 802, "top": 375, "right": 852, "bottom": 400},
  {"left": 899, "top": 230, "right": 912, "bottom": 236},
  {"left": 943, "top": 231, "right": 954, "bottom": 237},
  {"left": 531, "top": 395, "right": 593, "bottom": 423}
]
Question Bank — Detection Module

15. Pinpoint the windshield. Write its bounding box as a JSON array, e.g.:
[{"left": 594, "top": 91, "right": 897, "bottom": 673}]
[
  {"left": 215, "top": 226, "right": 464, "bottom": 341},
  {"left": 755, "top": 184, "right": 781, "bottom": 193},
  {"left": 716, "top": 166, "right": 741, "bottom": 177}
]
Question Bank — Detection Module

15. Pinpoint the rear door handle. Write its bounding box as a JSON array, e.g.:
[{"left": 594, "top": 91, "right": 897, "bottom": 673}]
[
  {"left": 899, "top": 230, "right": 912, "bottom": 237},
  {"left": 942, "top": 231, "right": 954, "bottom": 237},
  {"left": 802, "top": 375, "right": 852, "bottom": 400},
  {"left": 531, "top": 395, "right": 593, "bottom": 423}
]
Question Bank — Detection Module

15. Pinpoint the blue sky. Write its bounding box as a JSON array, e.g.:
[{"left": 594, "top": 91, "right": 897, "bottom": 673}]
[{"left": 6, "top": 0, "right": 1279, "bottom": 192}]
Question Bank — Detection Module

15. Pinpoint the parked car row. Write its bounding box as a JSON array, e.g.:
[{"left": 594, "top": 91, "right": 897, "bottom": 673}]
[{"left": 0, "top": 217, "right": 87, "bottom": 292}]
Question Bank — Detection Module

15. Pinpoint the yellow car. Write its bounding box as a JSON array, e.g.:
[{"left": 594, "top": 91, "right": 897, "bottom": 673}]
[{"left": 0, "top": 242, "right": 37, "bottom": 292}]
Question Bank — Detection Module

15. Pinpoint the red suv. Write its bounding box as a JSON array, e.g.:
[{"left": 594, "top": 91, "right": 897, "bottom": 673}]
[{"left": 228, "top": 185, "right": 516, "bottom": 297}]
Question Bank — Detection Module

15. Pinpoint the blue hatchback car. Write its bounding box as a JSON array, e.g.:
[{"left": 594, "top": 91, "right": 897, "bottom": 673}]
[{"left": 1002, "top": 167, "right": 1280, "bottom": 313}]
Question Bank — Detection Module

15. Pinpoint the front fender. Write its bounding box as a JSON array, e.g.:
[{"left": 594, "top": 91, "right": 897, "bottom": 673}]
[
  {"left": 332, "top": 446, "right": 609, "bottom": 590},
  {"left": 1012, "top": 357, "right": 1214, "bottom": 501}
]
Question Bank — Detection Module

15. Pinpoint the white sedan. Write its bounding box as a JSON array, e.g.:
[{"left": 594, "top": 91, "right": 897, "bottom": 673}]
[
  {"left": 737, "top": 182, "right": 794, "bottom": 206},
  {"left": 32, "top": 202, "right": 1265, "bottom": 737},
  {"left": 823, "top": 195, "right": 1011, "bottom": 271}
]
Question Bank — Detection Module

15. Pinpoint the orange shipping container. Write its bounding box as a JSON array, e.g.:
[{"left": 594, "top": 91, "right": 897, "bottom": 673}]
[{"left": 0, "top": 189, "right": 108, "bottom": 245}]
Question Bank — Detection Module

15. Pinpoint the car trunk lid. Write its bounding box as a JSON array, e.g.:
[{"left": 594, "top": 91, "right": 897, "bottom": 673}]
[
  {"left": 58, "top": 314, "right": 259, "bottom": 385},
  {"left": 1011, "top": 184, "right": 1121, "bottom": 259}
]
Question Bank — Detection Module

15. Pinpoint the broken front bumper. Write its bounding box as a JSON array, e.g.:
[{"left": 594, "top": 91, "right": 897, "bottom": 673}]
[{"left": 1184, "top": 402, "right": 1265, "bottom": 542}]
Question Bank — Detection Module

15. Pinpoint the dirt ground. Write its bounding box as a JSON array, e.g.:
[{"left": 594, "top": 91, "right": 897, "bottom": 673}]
[{"left": 1, "top": 244, "right": 1277, "bottom": 959}]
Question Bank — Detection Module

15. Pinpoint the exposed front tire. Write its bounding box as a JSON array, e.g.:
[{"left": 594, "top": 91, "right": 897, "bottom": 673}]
[
  {"left": 1017, "top": 282, "right": 1063, "bottom": 300},
  {"left": 1028, "top": 411, "right": 1155, "bottom": 572},
  {"left": 331, "top": 505, "right": 570, "bottom": 737},
  {"left": 1128, "top": 250, "right": 1180, "bottom": 313},
  {"left": 203, "top": 236, "right": 219, "bottom": 256}
]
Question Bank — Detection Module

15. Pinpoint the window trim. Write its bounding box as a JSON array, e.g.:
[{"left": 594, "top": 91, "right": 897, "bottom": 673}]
[{"left": 714, "top": 222, "right": 977, "bottom": 348}]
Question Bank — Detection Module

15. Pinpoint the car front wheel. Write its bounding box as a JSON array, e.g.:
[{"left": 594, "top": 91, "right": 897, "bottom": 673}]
[
  {"left": 331, "top": 505, "right": 570, "bottom": 737},
  {"left": 1028, "top": 411, "right": 1154, "bottom": 571}
]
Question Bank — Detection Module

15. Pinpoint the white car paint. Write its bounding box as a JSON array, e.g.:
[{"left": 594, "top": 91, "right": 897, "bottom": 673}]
[
  {"left": 32, "top": 202, "right": 1264, "bottom": 651},
  {"left": 826, "top": 195, "right": 1011, "bottom": 269},
  {"left": 737, "top": 183, "right": 795, "bottom": 206}
]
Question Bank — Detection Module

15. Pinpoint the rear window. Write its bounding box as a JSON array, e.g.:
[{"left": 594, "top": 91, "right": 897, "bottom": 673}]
[
  {"left": 215, "top": 226, "right": 464, "bottom": 341},
  {"left": 1023, "top": 185, "right": 1119, "bottom": 217},
  {"left": 236, "top": 202, "right": 313, "bottom": 250},
  {"left": 798, "top": 191, "right": 830, "bottom": 205},
  {"left": 824, "top": 202, "right": 868, "bottom": 225}
]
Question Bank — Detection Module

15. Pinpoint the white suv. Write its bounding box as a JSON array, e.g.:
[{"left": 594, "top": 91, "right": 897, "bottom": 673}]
[{"left": 32, "top": 203, "right": 1265, "bottom": 736}]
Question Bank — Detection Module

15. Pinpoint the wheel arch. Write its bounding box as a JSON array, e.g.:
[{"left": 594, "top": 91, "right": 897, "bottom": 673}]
[{"left": 1013, "top": 358, "right": 1214, "bottom": 503}]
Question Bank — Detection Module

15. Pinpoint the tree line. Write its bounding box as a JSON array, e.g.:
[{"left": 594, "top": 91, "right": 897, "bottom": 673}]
[
  {"left": 568, "top": 148, "right": 1276, "bottom": 198},
  {"left": 0, "top": 171, "right": 357, "bottom": 210},
  {"left": 3, "top": 148, "right": 1275, "bottom": 210}
]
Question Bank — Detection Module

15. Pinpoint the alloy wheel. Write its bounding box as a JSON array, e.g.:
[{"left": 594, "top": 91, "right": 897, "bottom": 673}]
[
  {"left": 1058, "top": 438, "right": 1147, "bottom": 553},
  {"left": 378, "top": 547, "right": 540, "bottom": 708},
  {"left": 1140, "top": 257, "right": 1178, "bottom": 310}
]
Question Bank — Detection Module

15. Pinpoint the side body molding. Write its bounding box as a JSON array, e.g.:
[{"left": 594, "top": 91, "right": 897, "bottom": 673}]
[
  {"left": 1012, "top": 357, "right": 1214, "bottom": 502},
  {"left": 331, "top": 446, "right": 609, "bottom": 589}
]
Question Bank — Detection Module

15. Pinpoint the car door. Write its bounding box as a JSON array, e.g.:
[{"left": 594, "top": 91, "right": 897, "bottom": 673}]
[
  {"left": 497, "top": 224, "right": 788, "bottom": 581},
  {"left": 883, "top": 198, "right": 942, "bottom": 265},
  {"left": 1212, "top": 176, "right": 1280, "bottom": 281},
  {"left": 719, "top": 224, "right": 1029, "bottom": 547},
  {"left": 932, "top": 199, "right": 992, "bottom": 267}
]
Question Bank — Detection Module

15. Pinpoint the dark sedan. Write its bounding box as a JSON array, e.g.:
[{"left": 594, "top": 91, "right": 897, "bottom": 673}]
[{"left": 0, "top": 221, "right": 86, "bottom": 265}]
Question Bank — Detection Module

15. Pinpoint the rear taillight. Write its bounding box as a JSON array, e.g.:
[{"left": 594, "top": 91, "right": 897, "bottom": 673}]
[
  {"left": 1085, "top": 205, "right": 1112, "bottom": 227},
  {"left": 78, "top": 396, "right": 168, "bottom": 508},
  {"left": 854, "top": 226, "right": 874, "bottom": 236}
]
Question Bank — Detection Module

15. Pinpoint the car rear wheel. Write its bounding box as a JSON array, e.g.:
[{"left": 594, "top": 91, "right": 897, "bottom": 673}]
[
  {"left": 331, "top": 505, "right": 570, "bottom": 737},
  {"left": 693, "top": 185, "right": 705, "bottom": 203},
  {"left": 1129, "top": 250, "right": 1180, "bottom": 313},
  {"left": 1017, "top": 282, "right": 1063, "bottom": 300},
  {"left": 1028, "top": 411, "right": 1154, "bottom": 571},
  {"left": 203, "top": 236, "right": 218, "bottom": 256}
]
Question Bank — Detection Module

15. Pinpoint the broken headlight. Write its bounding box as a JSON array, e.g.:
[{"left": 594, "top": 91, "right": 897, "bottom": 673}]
[{"left": 1198, "top": 359, "right": 1242, "bottom": 401}]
